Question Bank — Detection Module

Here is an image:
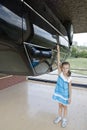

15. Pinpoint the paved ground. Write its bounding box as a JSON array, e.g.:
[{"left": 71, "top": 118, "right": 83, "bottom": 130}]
[{"left": 0, "top": 80, "right": 87, "bottom": 130}]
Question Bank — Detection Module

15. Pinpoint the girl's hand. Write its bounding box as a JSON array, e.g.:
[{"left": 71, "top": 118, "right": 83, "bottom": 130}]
[
  {"left": 57, "top": 45, "right": 59, "bottom": 51},
  {"left": 68, "top": 98, "right": 71, "bottom": 104}
]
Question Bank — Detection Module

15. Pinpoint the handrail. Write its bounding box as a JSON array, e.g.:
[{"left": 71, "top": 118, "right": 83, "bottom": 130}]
[
  {"left": 0, "top": 75, "right": 12, "bottom": 80},
  {"left": 71, "top": 68, "right": 87, "bottom": 71}
]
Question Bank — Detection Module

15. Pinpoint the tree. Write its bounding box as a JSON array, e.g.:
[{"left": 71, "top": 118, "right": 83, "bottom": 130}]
[{"left": 71, "top": 46, "right": 79, "bottom": 57}]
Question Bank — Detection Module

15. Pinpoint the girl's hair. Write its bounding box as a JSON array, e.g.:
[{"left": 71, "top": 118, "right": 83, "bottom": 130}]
[{"left": 61, "top": 62, "right": 71, "bottom": 76}]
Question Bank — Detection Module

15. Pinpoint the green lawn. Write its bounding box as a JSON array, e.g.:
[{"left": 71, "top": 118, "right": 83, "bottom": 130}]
[{"left": 66, "top": 58, "right": 87, "bottom": 75}]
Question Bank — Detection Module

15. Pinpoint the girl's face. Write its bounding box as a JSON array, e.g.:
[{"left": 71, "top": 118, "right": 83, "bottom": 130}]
[{"left": 62, "top": 64, "right": 70, "bottom": 75}]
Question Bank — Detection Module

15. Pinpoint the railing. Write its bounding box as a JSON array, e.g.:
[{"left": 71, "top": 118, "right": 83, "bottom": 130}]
[{"left": 28, "top": 68, "right": 87, "bottom": 88}]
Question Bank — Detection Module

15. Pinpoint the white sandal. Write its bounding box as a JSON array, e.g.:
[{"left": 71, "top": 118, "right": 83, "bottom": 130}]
[
  {"left": 62, "top": 118, "right": 67, "bottom": 128},
  {"left": 53, "top": 116, "right": 62, "bottom": 124}
]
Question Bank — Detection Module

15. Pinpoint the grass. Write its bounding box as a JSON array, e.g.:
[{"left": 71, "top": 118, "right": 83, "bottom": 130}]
[{"left": 66, "top": 58, "right": 87, "bottom": 75}]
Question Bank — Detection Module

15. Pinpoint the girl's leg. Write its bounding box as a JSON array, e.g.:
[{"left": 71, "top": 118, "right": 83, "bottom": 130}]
[
  {"left": 53, "top": 103, "right": 63, "bottom": 124},
  {"left": 63, "top": 105, "right": 67, "bottom": 118},
  {"left": 58, "top": 103, "right": 63, "bottom": 117},
  {"left": 62, "top": 105, "right": 68, "bottom": 128}
]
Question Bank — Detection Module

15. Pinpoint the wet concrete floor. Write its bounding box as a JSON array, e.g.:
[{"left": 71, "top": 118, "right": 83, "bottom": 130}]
[{"left": 0, "top": 80, "right": 87, "bottom": 130}]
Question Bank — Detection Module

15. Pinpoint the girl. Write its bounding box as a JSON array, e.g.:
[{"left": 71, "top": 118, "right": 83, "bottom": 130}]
[{"left": 52, "top": 45, "right": 72, "bottom": 128}]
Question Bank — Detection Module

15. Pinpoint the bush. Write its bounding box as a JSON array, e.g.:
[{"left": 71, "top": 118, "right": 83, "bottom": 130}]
[
  {"left": 71, "top": 46, "right": 87, "bottom": 58},
  {"left": 79, "top": 50, "right": 87, "bottom": 58},
  {"left": 71, "top": 46, "right": 79, "bottom": 57}
]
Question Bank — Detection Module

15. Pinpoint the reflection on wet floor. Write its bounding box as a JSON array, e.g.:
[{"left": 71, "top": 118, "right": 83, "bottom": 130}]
[{"left": 0, "top": 80, "right": 87, "bottom": 130}]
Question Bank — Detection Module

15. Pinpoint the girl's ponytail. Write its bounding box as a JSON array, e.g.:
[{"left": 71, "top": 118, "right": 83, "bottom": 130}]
[{"left": 67, "top": 70, "right": 71, "bottom": 77}]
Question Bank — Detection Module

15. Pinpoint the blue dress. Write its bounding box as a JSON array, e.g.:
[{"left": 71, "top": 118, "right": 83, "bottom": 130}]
[{"left": 52, "top": 73, "right": 71, "bottom": 106}]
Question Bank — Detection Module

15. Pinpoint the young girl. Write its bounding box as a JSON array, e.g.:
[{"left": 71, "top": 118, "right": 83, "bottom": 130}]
[{"left": 52, "top": 45, "right": 72, "bottom": 128}]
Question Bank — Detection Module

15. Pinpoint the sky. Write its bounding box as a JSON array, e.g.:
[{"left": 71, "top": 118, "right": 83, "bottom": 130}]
[{"left": 73, "top": 33, "right": 87, "bottom": 46}]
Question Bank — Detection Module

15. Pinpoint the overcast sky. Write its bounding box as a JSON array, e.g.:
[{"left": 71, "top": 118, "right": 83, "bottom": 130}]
[{"left": 73, "top": 33, "right": 87, "bottom": 46}]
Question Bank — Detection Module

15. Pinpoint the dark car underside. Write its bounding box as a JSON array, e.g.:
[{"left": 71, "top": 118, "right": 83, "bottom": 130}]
[{"left": 0, "top": 0, "right": 86, "bottom": 75}]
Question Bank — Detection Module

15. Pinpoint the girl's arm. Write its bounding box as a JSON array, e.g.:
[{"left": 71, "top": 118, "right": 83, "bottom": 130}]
[
  {"left": 57, "top": 45, "right": 61, "bottom": 74},
  {"left": 68, "top": 81, "right": 72, "bottom": 104}
]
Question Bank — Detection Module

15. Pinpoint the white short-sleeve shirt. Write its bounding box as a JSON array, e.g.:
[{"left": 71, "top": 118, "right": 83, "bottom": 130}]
[{"left": 60, "top": 72, "right": 72, "bottom": 83}]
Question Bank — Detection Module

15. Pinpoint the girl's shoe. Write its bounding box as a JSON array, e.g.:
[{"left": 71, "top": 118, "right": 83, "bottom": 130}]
[
  {"left": 53, "top": 116, "right": 62, "bottom": 124},
  {"left": 62, "top": 118, "right": 67, "bottom": 128}
]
